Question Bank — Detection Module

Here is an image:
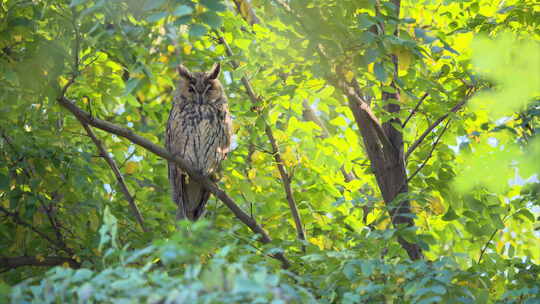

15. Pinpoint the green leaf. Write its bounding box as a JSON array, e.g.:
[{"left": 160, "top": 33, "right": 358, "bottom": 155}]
[
  {"left": 143, "top": 0, "right": 166, "bottom": 11},
  {"left": 146, "top": 12, "right": 167, "bottom": 22},
  {"left": 72, "top": 269, "right": 93, "bottom": 282},
  {"left": 200, "top": 12, "right": 223, "bottom": 29},
  {"left": 357, "top": 13, "right": 374, "bottom": 29},
  {"left": 465, "top": 221, "right": 482, "bottom": 236},
  {"left": 343, "top": 262, "right": 358, "bottom": 281},
  {"left": 172, "top": 5, "right": 193, "bottom": 17},
  {"left": 200, "top": 0, "right": 227, "bottom": 11},
  {"left": 189, "top": 24, "right": 208, "bottom": 37},
  {"left": 124, "top": 78, "right": 141, "bottom": 96},
  {"left": 0, "top": 173, "right": 9, "bottom": 190},
  {"left": 442, "top": 206, "right": 459, "bottom": 221},
  {"left": 234, "top": 39, "right": 251, "bottom": 50},
  {"left": 374, "top": 62, "right": 387, "bottom": 83},
  {"left": 125, "top": 95, "right": 139, "bottom": 107},
  {"left": 515, "top": 209, "right": 535, "bottom": 222},
  {"left": 70, "top": 0, "right": 88, "bottom": 7}
]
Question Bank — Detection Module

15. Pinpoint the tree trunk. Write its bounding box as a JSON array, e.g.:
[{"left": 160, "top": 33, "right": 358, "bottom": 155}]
[{"left": 346, "top": 89, "right": 423, "bottom": 260}]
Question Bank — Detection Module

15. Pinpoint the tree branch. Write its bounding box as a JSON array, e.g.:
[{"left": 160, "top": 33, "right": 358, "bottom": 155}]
[
  {"left": 0, "top": 205, "right": 72, "bottom": 255},
  {"left": 0, "top": 130, "right": 73, "bottom": 256},
  {"left": 405, "top": 98, "right": 467, "bottom": 160},
  {"left": 265, "top": 125, "right": 306, "bottom": 244},
  {"left": 217, "top": 33, "right": 306, "bottom": 246},
  {"left": 302, "top": 100, "right": 355, "bottom": 182},
  {"left": 0, "top": 256, "right": 80, "bottom": 270},
  {"left": 339, "top": 82, "right": 398, "bottom": 153},
  {"left": 402, "top": 92, "right": 429, "bottom": 128},
  {"left": 477, "top": 209, "right": 520, "bottom": 264},
  {"left": 79, "top": 122, "right": 148, "bottom": 232},
  {"left": 407, "top": 119, "right": 451, "bottom": 182},
  {"left": 231, "top": 0, "right": 260, "bottom": 25},
  {"left": 56, "top": 96, "right": 290, "bottom": 269}
]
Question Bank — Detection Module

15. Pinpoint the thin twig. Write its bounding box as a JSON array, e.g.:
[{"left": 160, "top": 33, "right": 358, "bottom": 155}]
[
  {"left": 80, "top": 122, "right": 148, "bottom": 232},
  {"left": 402, "top": 92, "right": 429, "bottom": 128},
  {"left": 265, "top": 124, "right": 306, "bottom": 244},
  {"left": 0, "top": 206, "right": 72, "bottom": 255},
  {"left": 477, "top": 209, "right": 522, "bottom": 264},
  {"left": 119, "top": 148, "right": 137, "bottom": 169},
  {"left": 405, "top": 98, "right": 468, "bottom": 160},
  {"left": 0, "top": 130, "right": 73, "bottom": 255},
  {"left": 477, "top": 228, "right": 499, "bottom": 264},
  {"left": 407, "top": 119, "right": 451, "bottom": 182}
]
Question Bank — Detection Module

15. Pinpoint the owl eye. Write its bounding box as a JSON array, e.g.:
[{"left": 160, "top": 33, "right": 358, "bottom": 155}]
[{"left": 188, "top": 86, "right": 195, "bottom": 93}]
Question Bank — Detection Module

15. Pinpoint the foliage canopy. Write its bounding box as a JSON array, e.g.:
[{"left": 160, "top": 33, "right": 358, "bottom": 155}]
[{"left": 1, "top": 0, "right": 539, "bottom": 303}]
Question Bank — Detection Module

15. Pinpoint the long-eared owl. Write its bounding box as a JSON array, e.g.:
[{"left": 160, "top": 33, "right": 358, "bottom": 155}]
[{"left": 166, "top": 63, "right": 232, "bottom": 221}]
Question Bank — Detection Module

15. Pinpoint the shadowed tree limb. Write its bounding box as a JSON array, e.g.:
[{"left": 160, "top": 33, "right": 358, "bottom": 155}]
[
  {"left": 56, "top": 95, "right": 290, "bottom": 269},
  {"left": 0, "top": 256, "right": 80, "bottom": 271},
  {"left": 0, "top": 130, "right": 73, "bottom": 256},
  {"left": 79, "top": 122, "right": 148, "bottom": 233},
  {"left": 0, "top": 205, "right": 73, "bottom": 255}
]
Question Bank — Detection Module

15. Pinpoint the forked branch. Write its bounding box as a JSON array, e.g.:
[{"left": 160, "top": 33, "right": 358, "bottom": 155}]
[
  {"left": 57, "top": 96, "right": 290, "bottom": 269},
  {"left": 406, "top": 98, "right": 468, "bottom": 160}
]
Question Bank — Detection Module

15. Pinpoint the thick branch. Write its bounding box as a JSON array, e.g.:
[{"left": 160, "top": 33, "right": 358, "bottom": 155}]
[
  {"left": 80, "top": 122, "right": 147, "bottom": 232},
  {"left": 339, "top": 83, "right": 397, "bottom": 153},
  {"left": 0, "top": 256, "right": 80, "bottom": 270},
  {"left": 57, "top": 96, "right": 290, "bottom": 269},
  {"left": 405, "top": 99, "right": 467, "bottom": 159}
]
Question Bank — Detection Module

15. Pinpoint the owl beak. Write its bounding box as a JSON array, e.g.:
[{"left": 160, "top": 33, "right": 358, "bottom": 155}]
[{"left": 197, "top": 94, "right": 204, "bottom": 105}]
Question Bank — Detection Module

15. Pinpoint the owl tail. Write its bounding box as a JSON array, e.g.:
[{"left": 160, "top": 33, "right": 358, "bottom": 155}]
[{"left": 169, "top": 164, "right": 210, "bottom": 221}]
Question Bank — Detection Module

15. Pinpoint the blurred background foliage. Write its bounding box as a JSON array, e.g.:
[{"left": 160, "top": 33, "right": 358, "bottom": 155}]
[{"left": 0, "top": 0, "right": 539, "bottom": 302}]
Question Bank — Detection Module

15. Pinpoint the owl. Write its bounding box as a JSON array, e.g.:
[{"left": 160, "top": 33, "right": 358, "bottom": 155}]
[{"left": 166, "top": 63, "right": 232, "bottom": 221}]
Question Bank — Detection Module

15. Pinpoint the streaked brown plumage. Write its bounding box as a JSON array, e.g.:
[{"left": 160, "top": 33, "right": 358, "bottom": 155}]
[{"left": 166, "top": 63, "right": 232, "bottom": 221}]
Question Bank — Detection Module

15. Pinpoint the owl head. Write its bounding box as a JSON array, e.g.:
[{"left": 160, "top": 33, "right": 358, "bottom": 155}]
[{"left": 177, "top": 63, "right": 224, "bottom": 105}]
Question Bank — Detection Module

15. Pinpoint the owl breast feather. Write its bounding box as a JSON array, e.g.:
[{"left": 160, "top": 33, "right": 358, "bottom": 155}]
[{"left": 167, "top": 100, "right": 231, "bottom": 176}]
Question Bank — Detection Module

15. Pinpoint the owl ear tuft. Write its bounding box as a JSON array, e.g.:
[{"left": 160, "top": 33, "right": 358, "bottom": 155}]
[
  {"left": 177, "top": 65, "right": 193, "bottom": 80},
  {"left": 207, "top": 63, "right": 221, "bottom": 80}
]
